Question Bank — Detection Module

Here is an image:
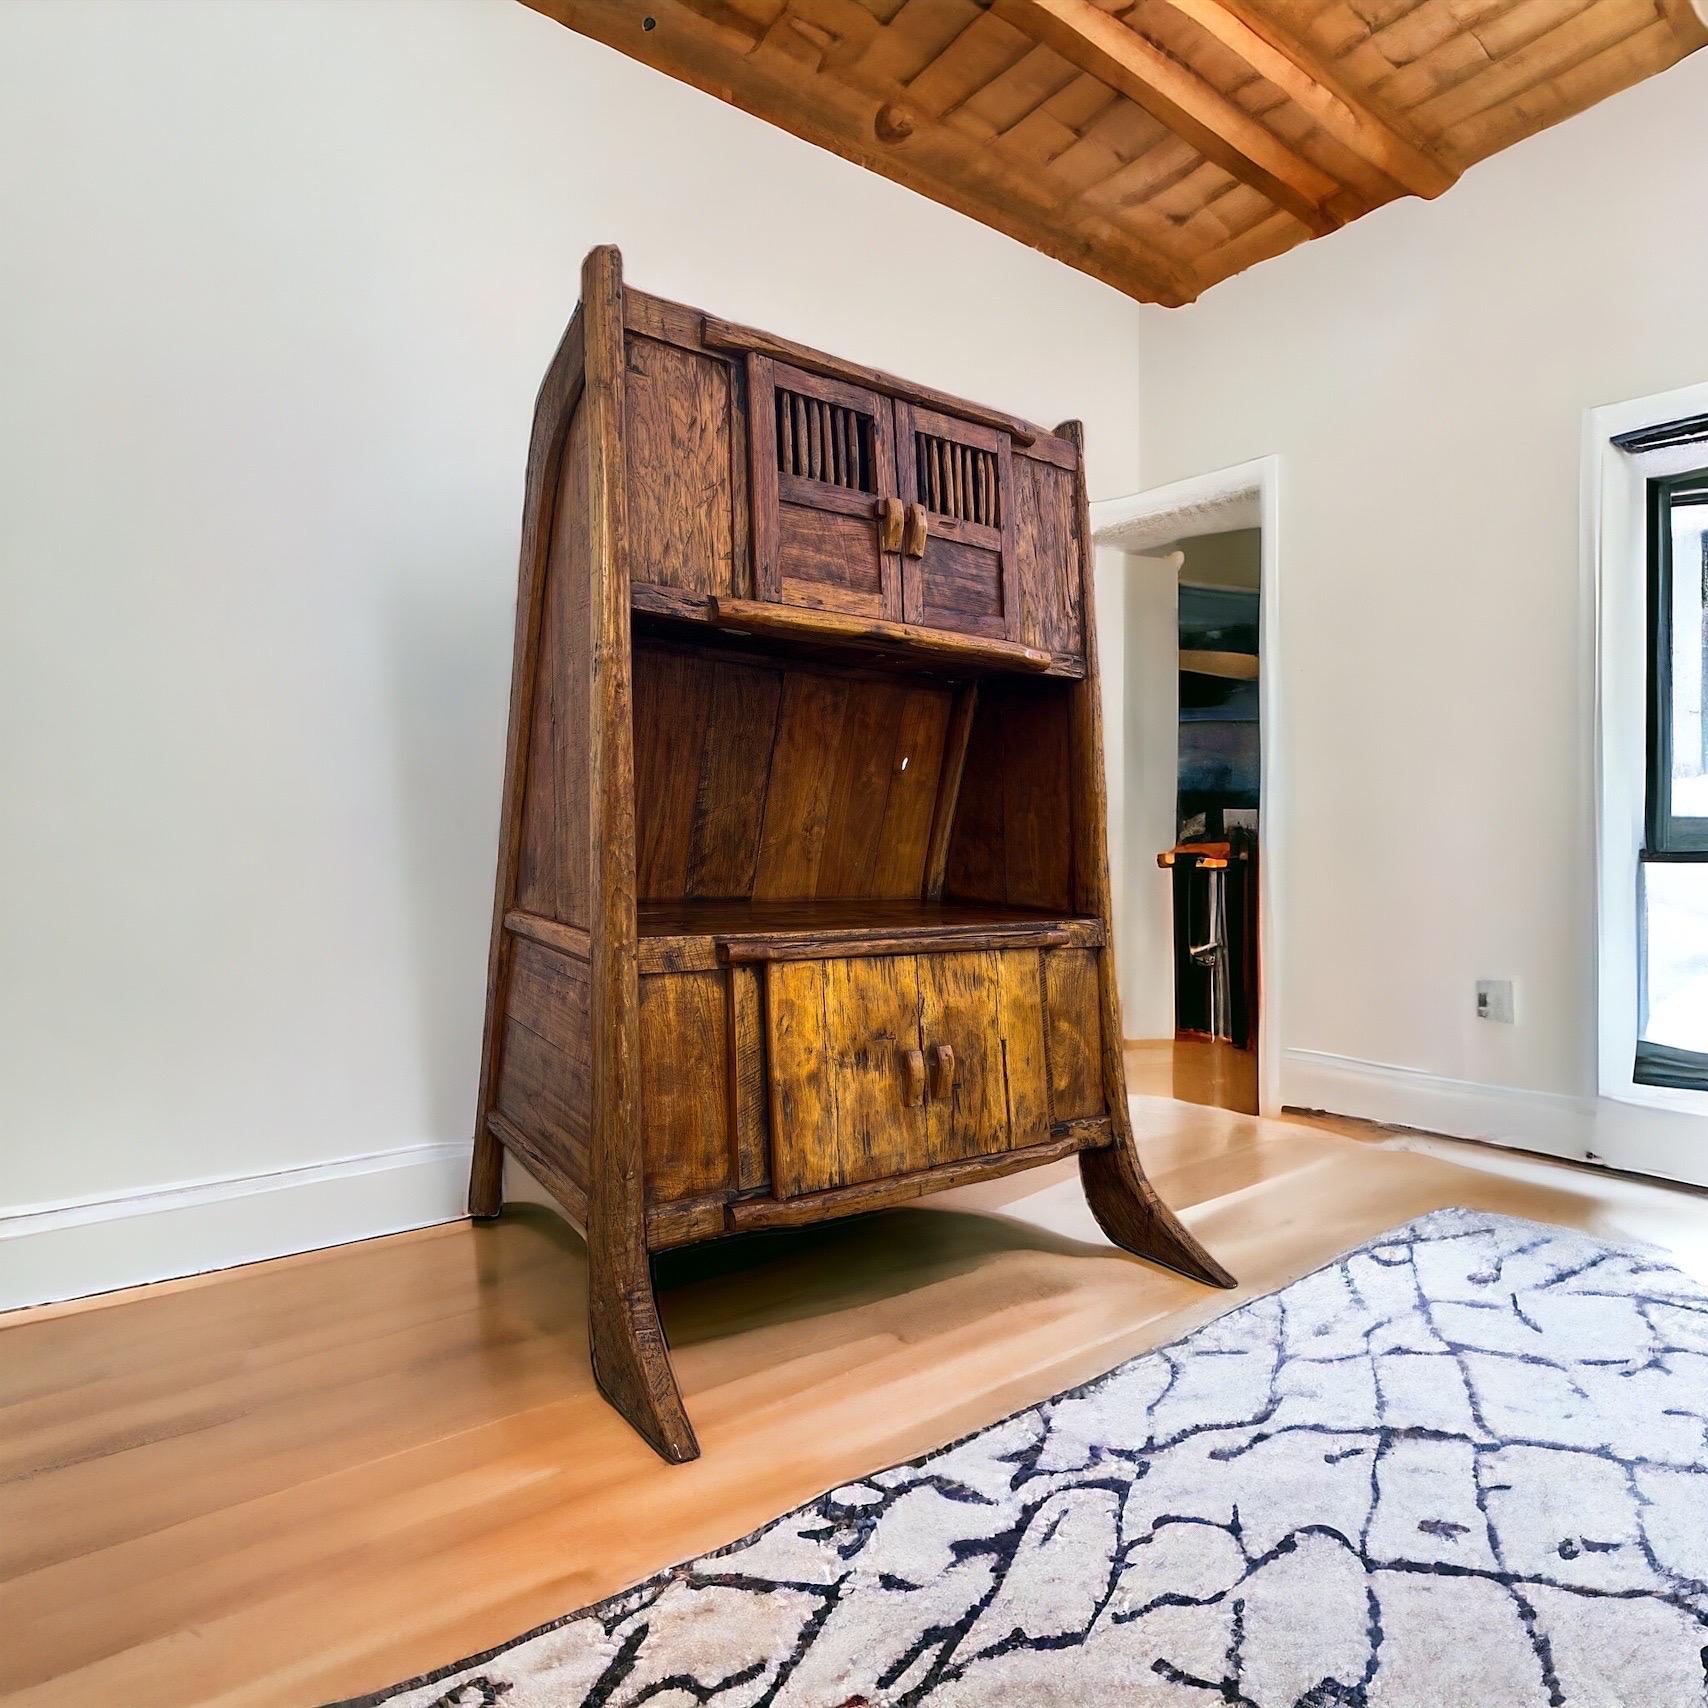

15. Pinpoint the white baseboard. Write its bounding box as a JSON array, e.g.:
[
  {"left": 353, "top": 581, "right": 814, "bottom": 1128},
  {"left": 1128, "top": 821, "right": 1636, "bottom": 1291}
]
[
  {"left": 0, "top": 1142, "right": 471, "bottom": 1311},
  {"left": 1280, "top": 1048, "right": 1594, "bottom": 1160}
]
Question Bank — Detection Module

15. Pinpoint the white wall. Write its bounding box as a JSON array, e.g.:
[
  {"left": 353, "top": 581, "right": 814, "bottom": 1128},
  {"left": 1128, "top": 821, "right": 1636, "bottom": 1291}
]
[
  {"left": 1136, "top": 51, "right": 1708, "bottom": 1175},
  {"left": 0, "top": 0, "right": 1146, "bottom": 1306}
]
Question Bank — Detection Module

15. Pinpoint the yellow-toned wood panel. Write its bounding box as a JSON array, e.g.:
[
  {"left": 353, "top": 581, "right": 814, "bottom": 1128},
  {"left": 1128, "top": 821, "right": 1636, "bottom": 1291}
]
[
  {"left": 1045, "top": 945, "right": 1105, "bottom": 1121},
  {"left": 764, "top": 955, "right": 931, "bottom": 1195},
  {"left": 639, "top": 969, "right": 733, "bottom": 1203}
]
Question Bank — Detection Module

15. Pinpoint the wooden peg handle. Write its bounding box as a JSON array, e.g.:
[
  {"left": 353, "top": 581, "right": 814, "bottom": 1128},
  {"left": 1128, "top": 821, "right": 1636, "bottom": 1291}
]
[
  {"left": 929, "top": 1042, "right": 956, "bottom": 1100},
  {"left": 902, "top": 1047, "right": 926, "bottom": 1106},
  {"left": 876, "top": 495, "right": 905, "bottom": 552},
  {"left": 903, "top": 502, "right": 929, "bottom": 558}
]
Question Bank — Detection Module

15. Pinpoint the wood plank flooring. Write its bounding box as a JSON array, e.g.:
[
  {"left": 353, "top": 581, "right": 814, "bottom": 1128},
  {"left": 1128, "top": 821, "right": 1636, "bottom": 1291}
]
[{"left": 4, "top": 1084, "right": 1706, "bottom": 1707}]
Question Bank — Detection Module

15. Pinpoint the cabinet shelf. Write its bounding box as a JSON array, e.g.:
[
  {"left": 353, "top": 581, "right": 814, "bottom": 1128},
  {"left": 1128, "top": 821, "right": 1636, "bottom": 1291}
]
[
  {"left": 636, "top": 899, "right": 1102, "bottom": 973},
  {"left": 630, "top": 584, "right": 1084, "bottom": 678}
]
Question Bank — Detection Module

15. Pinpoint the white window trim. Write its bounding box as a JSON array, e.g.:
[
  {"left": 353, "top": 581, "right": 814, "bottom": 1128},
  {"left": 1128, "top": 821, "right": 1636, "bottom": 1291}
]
[{"left": 1585, "top": 380, "right": 1708, "bottom": 1116}]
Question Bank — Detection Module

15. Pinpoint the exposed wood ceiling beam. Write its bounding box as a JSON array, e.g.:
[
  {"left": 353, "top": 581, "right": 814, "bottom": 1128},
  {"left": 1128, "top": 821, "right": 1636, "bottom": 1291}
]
[
  {"left": 1151, "top": 0, "right": 1458, "bottom": 198},
  {"left": 523, "top": 0, "right": 1202, "bottom": 304},
  {"left": 990, "top": 0, "right": 1353, "bottom": 234}
]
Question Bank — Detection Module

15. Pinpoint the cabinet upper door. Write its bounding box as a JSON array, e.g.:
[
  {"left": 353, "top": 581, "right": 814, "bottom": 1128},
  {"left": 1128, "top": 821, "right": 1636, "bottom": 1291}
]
[
  {"left": 895, "top": 404, "right": 1018, "bottom": 641},
  {"left": 748, "top": 357, "right": 902, "bottom": 621}
]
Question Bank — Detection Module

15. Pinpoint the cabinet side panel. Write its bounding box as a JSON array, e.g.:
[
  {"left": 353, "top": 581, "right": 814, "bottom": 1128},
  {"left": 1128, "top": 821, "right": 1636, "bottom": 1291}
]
[
  {"left": 1012, "top": 454, "right": 1084, "bottom": 658},
  {"left": 638, "top": 970, "right": 732, "bottom": 1203},
  {"left": 624, "top": 334, "right": 737, "bottom": 596},
  {"left": 515, "top": 401, "right": 593, "bottom": 928},
  {"left": 496, "top": 939, "right": 592, "bottom": 1188}
]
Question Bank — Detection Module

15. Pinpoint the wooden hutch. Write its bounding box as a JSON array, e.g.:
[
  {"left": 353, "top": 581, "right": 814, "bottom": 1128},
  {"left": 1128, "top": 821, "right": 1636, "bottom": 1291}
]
[{"left": 470, "top": 246, "right": 1233, "bottom": 1462}]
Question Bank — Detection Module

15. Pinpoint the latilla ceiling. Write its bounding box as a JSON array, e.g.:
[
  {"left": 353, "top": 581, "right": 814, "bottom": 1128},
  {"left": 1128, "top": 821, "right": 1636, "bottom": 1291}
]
[{"left": 522, "top": 0, "right": 1705, "bottom": 304}]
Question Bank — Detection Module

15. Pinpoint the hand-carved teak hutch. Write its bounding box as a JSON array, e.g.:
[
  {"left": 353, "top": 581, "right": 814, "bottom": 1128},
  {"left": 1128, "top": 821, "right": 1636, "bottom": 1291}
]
[{"left": 471, "top": 246, "right": 1233, "bottom": 1462}]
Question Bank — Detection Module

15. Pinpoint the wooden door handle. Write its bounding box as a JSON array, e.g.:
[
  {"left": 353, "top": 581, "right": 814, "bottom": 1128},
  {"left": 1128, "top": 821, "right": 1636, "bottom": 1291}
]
[
  {"left": 902, "top": 1048, "right": 926, "bottom": 1107},
  {"left": 903, "top": 502, "right": 928, "bottom": 558},
  {"left": 876, "top": 496, "right": 905, "bottom": 553},
  {"left": 929, "top": 1043, "right": 956, "bottom": 1100}
]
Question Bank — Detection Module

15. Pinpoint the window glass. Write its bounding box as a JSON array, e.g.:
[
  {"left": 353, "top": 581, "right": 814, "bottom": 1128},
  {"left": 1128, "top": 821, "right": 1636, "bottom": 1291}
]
[
  {"left": 1669, "top": 499, "right": 1708, "bottom": 821},
  {"left": 1641, "top": 860, "right": 1708, "bottom": 1052}
]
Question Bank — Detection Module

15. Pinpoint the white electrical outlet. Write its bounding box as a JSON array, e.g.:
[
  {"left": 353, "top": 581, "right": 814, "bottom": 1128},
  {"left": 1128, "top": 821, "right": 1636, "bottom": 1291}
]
[{"left": 1476, "top": 979, "right": 1516, "bottom": 1024}]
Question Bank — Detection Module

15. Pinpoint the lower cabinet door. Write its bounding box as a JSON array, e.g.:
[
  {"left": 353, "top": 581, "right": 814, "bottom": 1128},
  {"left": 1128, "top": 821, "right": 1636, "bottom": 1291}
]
[
  {"left": 763, "top": 949, "right": 1051, "bottom": 1198},
  {"left": 766, "top": 955, "right": 929, "bottom": 1197},
  {"left": 919, "top": 950, "right": 1050, "bottom": 1166}
]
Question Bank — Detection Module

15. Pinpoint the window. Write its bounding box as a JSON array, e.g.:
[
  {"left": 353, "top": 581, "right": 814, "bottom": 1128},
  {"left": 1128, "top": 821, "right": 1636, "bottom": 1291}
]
[{"left": 1636, "top": 461, "right": 1708, "bottom": 1089}]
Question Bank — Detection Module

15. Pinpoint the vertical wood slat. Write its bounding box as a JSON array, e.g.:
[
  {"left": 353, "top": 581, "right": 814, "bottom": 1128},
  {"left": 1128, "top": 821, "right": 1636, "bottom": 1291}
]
[
  {"left": 772, "top": 388, "right": 879, "bottom": 495},
  {"left": 581, "top": 243, "right": 701, "bottom": 1462},
  {"left": 913, "top": 432, "right": 1009, "bottom": 524}
]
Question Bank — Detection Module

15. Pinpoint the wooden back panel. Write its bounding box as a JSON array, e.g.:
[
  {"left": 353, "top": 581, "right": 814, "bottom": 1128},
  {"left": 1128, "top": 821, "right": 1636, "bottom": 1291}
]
[
  {"left": 633, "top": 643, "right": 954, "bottom": 902},
  {"left": 942, "top": 677, "right": 1075, "bottom": 912}
]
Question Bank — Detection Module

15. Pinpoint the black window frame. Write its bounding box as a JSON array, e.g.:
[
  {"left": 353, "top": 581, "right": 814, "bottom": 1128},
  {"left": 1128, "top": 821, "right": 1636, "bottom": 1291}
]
[
  {"left": 1643, "top": 465, "right": 1708, "bottom": 854},
  {"left": 1635, "top": 459, "right": 1708, "bottom": 1091}
]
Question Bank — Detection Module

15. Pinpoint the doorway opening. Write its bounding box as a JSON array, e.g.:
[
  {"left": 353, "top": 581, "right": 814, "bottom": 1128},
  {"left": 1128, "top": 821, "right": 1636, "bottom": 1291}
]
[{"left": 1091, "top": 460, "right": 1281, "bottom": 1117}]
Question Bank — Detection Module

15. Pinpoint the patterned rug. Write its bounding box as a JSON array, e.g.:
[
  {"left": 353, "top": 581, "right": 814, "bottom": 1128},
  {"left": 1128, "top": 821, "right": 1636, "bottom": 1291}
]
[{"left": 341, "top": 1209, "right": 1708, "bottom": 1708}]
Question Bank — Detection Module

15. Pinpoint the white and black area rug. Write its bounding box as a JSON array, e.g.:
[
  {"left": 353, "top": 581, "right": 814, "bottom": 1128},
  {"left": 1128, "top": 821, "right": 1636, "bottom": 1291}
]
[{"left": 344, "top": 1209, "right": 1708, "bottom": 1708}]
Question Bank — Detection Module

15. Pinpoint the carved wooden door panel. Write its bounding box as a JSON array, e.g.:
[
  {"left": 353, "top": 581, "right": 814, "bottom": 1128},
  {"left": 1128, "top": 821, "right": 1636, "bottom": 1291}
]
[
  {"left": 747, "top": 358, "right": 903, "bottom": 621},
  {"left": 894, "top": 404, "right": 1018, "bottom": 640},
  {"left": 764, "top": 955, "right": 930, "bottom": 1197},
  {"left": 919, "top": 949, "right": 1050, "bottom": 1167}
]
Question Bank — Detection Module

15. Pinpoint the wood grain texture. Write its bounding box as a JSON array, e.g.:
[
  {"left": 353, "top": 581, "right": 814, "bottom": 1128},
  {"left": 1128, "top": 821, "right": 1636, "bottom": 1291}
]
[
  {"left": 727, "top": 963, "right": 770, "bottom": 1193},
  {"left": 749, "top": 360, "right": 902, "bottom": 620},
  {"left": 513, "top": 402, "right": 594, "bottom": 929},
  {"left": 708, "top": 596, "right": 1067, "bottom": 674},
  {"left": 468, "top": 307, "right": 586, "bottom": 1218},
  {"left": 702, "top": 316, "right": 1044, "bottom": 445},
  {"left": 12, "top": 1100, "right": 1706, "bottom": 1707},
  {"left": 638, "top": 971, "right": 732, "bottom": 1204},
  {"left": 517, "top": 0, "right": 1696, "bottom": 305},
  {"left": 944, "top": 678, "right": 1076, "bottom": 911},
  {"left": 921, "top": 949, "right": 1051, "bottom": 1164},
  {"left": 894, "top": 403, "right": 1017, "bottom": 641},
  {"left": 475, "top": 257, "right": 1223, "bottom": 1462},
  {"left": 623, "top": 334, "right": 738, "bottom": 596},
  {"left": 1044, "top": 946, "right": 1106, "bottom": 1122},
  {"left": 994, "top": 0, "right": 1350, "bottom": 232},
  {"left": 495, "top": 940, "right": 593, "bottom": 1191},
  {"left": 728, "top": 1130, "right": 1087, "bottom": 1228},
  {"left": 580, "top": 245, "right": 700, "bottom": 1463},
  {"left": 765, "top": 955, "right": 931, "bottom": 1197},
  {"left": 1011, "top": 453, "right": 1084, "bottom": 659}
]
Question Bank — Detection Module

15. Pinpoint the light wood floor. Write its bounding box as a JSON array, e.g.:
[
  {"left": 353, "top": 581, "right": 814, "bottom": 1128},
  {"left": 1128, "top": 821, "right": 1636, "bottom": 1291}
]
[
  {"left": 5, "top": 1080, "right": 1707, "bottom": 1708},
  {"left": 1127, "top": 1034, "right": 1260, "bottom": 1113}
]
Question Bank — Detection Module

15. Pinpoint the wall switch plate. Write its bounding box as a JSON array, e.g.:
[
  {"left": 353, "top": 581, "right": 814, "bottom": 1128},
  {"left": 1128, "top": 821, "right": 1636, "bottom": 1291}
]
[{"left": 1476, "top": 979, "right": 1516, "bottom": 1023}]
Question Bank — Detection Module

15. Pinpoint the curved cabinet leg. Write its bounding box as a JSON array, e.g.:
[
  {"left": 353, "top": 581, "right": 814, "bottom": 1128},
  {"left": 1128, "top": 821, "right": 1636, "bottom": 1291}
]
[
  {"left": 589, "top": 1259, "right": 701, "bottom": 1463},
  {"left": 468, "top": 1128, "right": 505, "bottom": 1220},
  {"left": 1080, "top": 1139, "right": 1236, "bottom": 1290}
]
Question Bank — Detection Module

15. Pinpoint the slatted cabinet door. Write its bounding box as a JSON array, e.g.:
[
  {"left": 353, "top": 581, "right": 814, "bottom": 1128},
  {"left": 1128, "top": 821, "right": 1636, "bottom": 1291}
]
[
  {"left": 748, "top": 357, "right": 903, "bottom": 621},
  {"left": 895, "top": 403, "right": 1018, "bottom": 640}
]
